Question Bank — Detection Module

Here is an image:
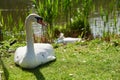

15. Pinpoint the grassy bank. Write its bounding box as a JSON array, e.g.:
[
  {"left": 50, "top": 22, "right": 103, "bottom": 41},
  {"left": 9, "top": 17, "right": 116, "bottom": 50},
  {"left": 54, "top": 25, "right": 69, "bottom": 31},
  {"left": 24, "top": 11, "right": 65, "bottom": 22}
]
[{"left": 0, "top": 39, "right": 120, "bottom": 80}]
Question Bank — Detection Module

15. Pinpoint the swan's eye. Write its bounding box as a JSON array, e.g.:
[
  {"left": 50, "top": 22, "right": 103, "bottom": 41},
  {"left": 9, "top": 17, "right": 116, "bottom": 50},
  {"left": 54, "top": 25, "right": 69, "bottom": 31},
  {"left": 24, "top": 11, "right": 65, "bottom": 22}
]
[
  {"left": 42, "top": 54, "right": 45, "bottom": 58},
  {"left": 35, "top": 17, "right": 43, "bottom": 21}
]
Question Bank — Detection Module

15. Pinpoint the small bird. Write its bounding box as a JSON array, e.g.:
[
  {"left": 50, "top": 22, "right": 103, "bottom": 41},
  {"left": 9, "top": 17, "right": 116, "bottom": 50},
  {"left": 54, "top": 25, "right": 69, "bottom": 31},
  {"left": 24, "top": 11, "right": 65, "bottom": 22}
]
[{"left": 56, "top": 33, "right": 82, "bottom": 44}]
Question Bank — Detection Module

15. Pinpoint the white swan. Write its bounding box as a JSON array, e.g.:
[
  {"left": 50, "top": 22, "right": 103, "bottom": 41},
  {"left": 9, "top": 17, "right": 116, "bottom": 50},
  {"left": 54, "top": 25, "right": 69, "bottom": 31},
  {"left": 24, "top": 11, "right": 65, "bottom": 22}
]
[
  {"left": 14, "top": 13, "right": 56, "bottom": 69},
  {"left": 56, "top": 33, "right": 82, "bottom": 44}
]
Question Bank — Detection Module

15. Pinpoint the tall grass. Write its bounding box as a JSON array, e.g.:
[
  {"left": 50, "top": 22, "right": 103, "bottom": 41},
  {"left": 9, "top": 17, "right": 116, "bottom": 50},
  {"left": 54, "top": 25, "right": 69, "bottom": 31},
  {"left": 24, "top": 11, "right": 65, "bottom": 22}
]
[
  {"left": 99, "top": 0, "right": 118, "bottom": 41},
  {"left": 0, "top": 10, "right": 26, "bottom": 41},
  {"left": 32, "top": 0, "right": 94, "bottom": 40},
  {"left": 0, "top": 11, "right": 3, "bottom": 41},
  {"left": 0, "top": 0, "right": 119, "bottom": 42},
  {"left": 64, "top": 0, "right": 93, "bottom": 38}
]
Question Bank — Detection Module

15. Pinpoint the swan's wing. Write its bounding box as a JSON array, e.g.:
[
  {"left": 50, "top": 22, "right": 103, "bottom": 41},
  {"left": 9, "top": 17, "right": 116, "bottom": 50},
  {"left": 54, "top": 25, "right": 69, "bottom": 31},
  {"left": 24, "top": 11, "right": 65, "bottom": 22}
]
[
  {"left": 34, "top": 43, "right": 55, "bottom": 54},
  {"left": 63, "top": 38, "right": 78, "bottom": 43},
  {"left": 34, "top": 43, "right": 56, "bottom": 64}
]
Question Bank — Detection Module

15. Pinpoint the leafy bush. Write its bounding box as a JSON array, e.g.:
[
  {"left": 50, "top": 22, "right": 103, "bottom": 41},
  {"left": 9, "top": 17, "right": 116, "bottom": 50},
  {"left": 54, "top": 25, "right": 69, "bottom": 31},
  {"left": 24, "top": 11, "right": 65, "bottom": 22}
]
[{"left": 65, "top": 0, "right": 93, "bottom": 38}]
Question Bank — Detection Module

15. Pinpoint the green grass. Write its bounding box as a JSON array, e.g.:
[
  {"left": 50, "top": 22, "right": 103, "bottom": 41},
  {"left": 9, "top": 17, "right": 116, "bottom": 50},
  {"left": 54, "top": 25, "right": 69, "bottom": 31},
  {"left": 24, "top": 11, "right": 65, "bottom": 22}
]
[{"left": 0, "top": 39, "right": 120, "bottom": 80}]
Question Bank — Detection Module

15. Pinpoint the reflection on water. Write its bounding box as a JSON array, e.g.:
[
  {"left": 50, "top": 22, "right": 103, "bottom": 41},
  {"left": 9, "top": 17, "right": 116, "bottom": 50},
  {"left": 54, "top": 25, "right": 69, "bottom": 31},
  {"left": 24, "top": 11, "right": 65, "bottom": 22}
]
[{"left": 89, "top": 13, "right": 120, "bottom": 38}]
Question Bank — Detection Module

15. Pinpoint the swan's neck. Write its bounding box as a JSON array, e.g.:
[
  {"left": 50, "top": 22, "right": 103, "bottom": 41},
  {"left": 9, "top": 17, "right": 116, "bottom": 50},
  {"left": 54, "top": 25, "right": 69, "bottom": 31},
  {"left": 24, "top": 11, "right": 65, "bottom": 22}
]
[{"left": 25, "top": 18, "right": 34, "bottom": 53}]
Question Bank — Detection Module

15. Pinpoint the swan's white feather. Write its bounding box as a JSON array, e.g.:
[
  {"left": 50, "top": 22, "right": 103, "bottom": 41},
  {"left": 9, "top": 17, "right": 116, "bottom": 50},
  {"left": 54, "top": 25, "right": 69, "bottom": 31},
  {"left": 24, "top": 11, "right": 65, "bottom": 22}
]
[
  {"left": 56, "top": 33, "right": 81, "bottom": 44},
  {"left": 14, "top": 43, "right": 56, "bottom": 68}
]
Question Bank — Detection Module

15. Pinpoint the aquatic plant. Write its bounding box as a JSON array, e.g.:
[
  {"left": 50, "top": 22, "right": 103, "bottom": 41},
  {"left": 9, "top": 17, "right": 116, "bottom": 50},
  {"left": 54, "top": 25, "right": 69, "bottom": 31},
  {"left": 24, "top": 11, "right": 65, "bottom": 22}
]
[
  {"left": 99, "top": 0, "right": 118, "bottom": 41},
  {"left": 66, "top": 0, "right": 93, "bottom": 38}
]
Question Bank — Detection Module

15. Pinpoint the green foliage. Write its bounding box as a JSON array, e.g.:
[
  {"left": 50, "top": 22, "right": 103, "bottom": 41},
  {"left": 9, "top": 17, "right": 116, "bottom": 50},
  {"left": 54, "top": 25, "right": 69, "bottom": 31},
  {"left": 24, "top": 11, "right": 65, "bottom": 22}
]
[
  {"left": 81, "top": 0, "right": 93, "bottom": 18},
  {"left": 66, "top": 0, "right": 93, "bottom": 38},
  {"left": 62, "top": 0, "right": 72, "bottom": 26},
  {"left": 0, "top": 10, "right": 26, "bottom": 41},
  {"left": 33, "top": 0, "right": 59, "bottom": 27},
  {"left": 117, "top": 0, "right": 120, "bottom": 9},
  {"left": 99, "top": 0, "right": 118, "bottom": 41},
  {"left": 0, "top": 38, "right": 16, "bottom": 57}
]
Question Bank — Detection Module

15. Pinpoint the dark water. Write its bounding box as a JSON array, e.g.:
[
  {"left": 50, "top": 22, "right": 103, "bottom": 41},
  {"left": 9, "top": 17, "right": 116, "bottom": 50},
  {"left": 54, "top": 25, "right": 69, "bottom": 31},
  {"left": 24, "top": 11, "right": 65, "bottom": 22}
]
[
  {"left": 0, "top": 0, "right": 31, "bottom": 9},
  {"left": 89, "top": 15, "right": 120, "bottom": 38},
  {"left": 0, "top": 0, "right": 32, "bottom": 25}
]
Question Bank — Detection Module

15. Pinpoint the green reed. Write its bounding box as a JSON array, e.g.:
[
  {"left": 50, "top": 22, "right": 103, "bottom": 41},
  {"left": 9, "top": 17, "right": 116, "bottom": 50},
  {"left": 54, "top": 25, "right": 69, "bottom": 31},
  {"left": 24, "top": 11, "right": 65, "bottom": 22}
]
[
  {"left": 0, "top": 0, "right": 119, "bottom": 42},
  {"left": 33, "top": 0, "right": 93, "bottom": 39},
  {"left": 63, "top": 0, "right": 93, "bottom": 38},
  {"left": 0, "top": 11, "right": 26, "bottom": 41},
  {"left": 99, "top": 0, "right": 118, "bottom": 41},
  {"left": 0, "top": 11, "right": 3, "bottom": 41}
]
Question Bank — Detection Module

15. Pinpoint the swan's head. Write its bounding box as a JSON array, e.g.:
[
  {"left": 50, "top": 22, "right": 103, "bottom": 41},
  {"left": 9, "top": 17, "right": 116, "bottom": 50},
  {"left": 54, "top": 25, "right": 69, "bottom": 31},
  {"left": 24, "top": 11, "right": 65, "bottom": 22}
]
[
  {"left": 59, "top": 33, "right": 64, "bottom": 39},
  {"left": 26, "top": 13, "right": 43, "bottom": 23},
  {"left": 55, "top": 33, "right": 65, "bottom": 43}
]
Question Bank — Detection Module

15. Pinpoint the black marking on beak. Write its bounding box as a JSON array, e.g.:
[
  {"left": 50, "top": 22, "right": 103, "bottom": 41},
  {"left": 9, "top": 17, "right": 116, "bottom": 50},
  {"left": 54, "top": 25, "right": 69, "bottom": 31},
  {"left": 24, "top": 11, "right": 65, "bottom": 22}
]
[{"left": 35, "top": 16, "right": 43, "bottom": 22}]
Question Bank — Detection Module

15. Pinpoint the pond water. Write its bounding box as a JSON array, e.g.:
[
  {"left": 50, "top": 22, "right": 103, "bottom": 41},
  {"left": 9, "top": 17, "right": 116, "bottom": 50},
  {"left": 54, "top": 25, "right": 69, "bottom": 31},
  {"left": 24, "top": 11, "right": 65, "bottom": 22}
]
[
  {"left": 0, "top": 0, "right": 120, "bottom": 38},
  {"left": 89, "top": 13, "right": 120, "bottom": 38}
]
